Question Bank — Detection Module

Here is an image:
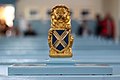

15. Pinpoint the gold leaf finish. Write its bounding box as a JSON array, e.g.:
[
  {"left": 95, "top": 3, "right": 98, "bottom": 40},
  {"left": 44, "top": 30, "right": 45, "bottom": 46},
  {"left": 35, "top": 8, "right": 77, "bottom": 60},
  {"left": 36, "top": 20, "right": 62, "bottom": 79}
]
[{"left": 48, "top": 5, "right": 74, "bottom": 58}]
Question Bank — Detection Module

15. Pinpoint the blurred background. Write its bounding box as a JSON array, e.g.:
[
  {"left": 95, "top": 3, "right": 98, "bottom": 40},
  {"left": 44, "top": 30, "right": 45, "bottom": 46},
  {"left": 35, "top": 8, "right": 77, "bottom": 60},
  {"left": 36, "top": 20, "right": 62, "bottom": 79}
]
[{"left": 0, "top": 0, "right": 119, "bottom": 41}]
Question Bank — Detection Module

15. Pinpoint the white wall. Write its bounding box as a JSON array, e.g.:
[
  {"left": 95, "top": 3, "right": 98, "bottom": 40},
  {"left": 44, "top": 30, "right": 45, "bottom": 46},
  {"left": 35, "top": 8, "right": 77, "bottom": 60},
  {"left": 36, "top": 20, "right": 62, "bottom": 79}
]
[
  {"left": 16, "top": 0, "right": 103, "bottom": 20},
  {"left": 16, "top": 0, "right": 120, "bottom": 39}
]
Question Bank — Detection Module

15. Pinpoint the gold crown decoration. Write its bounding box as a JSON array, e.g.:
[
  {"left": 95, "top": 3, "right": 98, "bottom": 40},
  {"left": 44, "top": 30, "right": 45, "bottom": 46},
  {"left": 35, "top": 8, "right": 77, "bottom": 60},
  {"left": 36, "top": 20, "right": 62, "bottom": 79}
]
[{"left": 48, "top": 5, "right": 74, "bottom": 58}]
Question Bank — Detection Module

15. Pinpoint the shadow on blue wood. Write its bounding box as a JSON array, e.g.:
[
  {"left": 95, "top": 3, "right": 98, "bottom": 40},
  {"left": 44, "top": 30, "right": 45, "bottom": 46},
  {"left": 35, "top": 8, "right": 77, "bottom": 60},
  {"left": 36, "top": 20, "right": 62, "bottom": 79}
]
[{"left": 0, "top": 75, "right": 120, "bottom": 80}]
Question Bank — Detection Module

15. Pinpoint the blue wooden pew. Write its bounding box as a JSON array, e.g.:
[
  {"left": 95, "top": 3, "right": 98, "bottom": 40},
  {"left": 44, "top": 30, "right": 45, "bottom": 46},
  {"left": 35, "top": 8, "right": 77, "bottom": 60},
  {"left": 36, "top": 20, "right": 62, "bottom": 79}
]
[
  {"left": 0, "top": 50, "right": 120, "bottom": 64},
  {"left": 0, "top": 37, "right": 119, "bottom": 50},
  {"left": 0, "top": 36, "right": 120, "bottom": 80}
]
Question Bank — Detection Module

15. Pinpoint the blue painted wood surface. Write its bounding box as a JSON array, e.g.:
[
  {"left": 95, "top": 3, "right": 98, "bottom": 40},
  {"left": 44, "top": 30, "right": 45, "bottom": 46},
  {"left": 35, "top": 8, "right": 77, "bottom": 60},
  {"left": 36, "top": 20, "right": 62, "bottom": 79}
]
[
  {"left": 0, "top": 36, "right": 120, "bottom": 79},
  {"left": 8, "top": 64, "right": 112, "bottom": 76}
]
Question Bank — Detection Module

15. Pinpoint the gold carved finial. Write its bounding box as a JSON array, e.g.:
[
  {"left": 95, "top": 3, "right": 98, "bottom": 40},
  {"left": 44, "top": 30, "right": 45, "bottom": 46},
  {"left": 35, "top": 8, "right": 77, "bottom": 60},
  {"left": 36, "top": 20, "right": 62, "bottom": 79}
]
[{"left": 48, "top": 5, "right": 74, "bottom": 58}]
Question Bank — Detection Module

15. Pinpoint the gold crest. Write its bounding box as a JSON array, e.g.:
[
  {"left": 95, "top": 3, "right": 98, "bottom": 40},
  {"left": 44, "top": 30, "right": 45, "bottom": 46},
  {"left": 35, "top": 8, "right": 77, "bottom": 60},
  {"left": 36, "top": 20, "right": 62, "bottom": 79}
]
[{"left": 48, "top": 5, "right": 74, "bottom": 58}]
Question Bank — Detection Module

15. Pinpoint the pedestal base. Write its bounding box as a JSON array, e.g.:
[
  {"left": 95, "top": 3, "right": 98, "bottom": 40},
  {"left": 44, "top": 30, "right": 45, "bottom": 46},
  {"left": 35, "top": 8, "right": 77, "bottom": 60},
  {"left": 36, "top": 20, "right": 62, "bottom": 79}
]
[
  {"left": 49, "top": 53, "right": 72, "bottom": 58},
  {"left": 8, "top": 63, "right": 112, "bottom": 76}
]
